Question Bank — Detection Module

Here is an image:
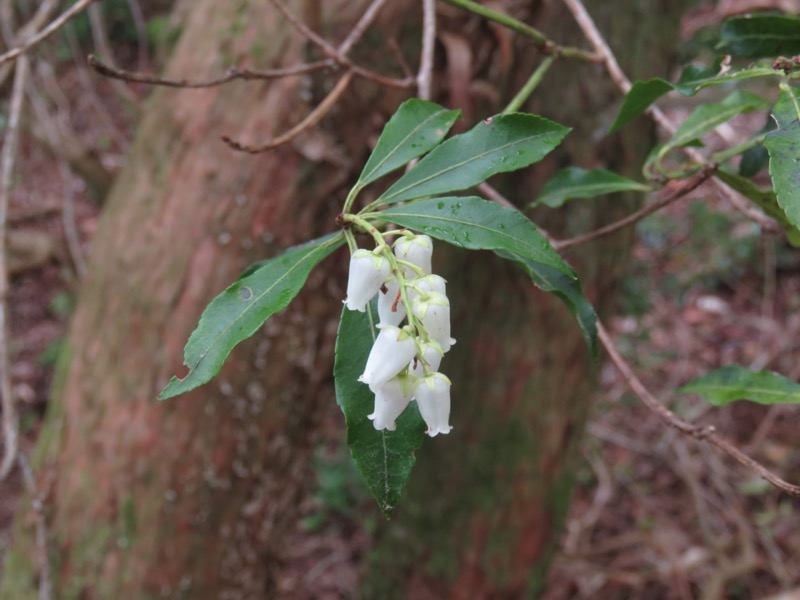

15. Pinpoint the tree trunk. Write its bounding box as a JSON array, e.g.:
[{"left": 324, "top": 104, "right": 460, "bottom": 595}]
[
  {"left": 360, "top": 2, "right": 687, "bottom": 598},
  {"left": 2, "top": 0, "right": 392, "bottom": 597}
]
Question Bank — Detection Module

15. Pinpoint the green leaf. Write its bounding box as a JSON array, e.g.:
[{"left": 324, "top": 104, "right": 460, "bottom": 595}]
[
  {"left": 535, "top": 167, "right": 651, "bottom": 208},
  {"left": 159, "top": 233, "right": 344, "bottom": 400},
  {"left": 714, "top": 168, "right": 800, "bottom": 246},
  {"left": 720, "top": 15, "right": 800, "bottom": 59},
  {"left": 765, "top": 85, "right": 800, "bottom": 233},
  {"left": 495, "top": 250, "right": 598, "bottom": 358},
  {"left": 610, "top": 66, "right": 779, "bottom": 133},
  {"left": 609, "top": 78, "right": 673, "bottom": 133},
  {"left": 378, "top": 197, "right": 598, "bottom": 355},
  {"left": 377, "top": 114, "right": 570, "bottom": 204},
  {"left": 674, "top": 61, "right": 777, "bottom": 96},
  {"left": 357, "top": 99, "right": 461, "bottom": 187},
  {"left": 378, "top": 196, "right": 575, "bottom": 278},
  {"left": 678, "top": 365, "right": 800, "bottom": 406},
  {"left": 662, "top": 91, "right": 770, "bottom": 151},
  {"left": 333, "top": 300, "right": 425, "bottom": 516}
]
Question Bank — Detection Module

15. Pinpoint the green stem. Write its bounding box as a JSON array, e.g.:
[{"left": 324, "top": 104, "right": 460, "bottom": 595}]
[
  {"left": 502, "top": 56, "right": 554, "bottom": 114},
  {"left": 343, "top": 184, "right": 363, "bottom": 214},
  {"left": 442, "top": 0, "right": 598, "bottom": 62}
]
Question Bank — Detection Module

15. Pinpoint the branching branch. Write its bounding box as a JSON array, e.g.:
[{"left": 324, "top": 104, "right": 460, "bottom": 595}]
[
  {"left": 554, "top": 163, "right": 717, "bottom": 251},
  {"left": 597, "top": 320, "right": 800, "bottom": 498},
  {"left": 0, "top": 0, "right": 96, "bottom": 65},
  {"left": 221, "top": 70, "right": 355, "bottom": 153},
  {"left": 88, "top": 54, "right": 333, "bottom": 88},
  {"left": 561, "top": 0, "right": 781, "bottom": 234}
]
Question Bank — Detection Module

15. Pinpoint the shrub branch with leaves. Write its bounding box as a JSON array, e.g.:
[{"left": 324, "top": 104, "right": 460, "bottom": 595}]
[{"left": 150, "top": 4, "right": 800, "bottom": 514}]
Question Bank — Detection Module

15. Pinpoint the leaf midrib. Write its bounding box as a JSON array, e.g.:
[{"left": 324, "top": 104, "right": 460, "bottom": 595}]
[
  {"left": 360, "top": 108, "right": 453, "bottom": 185},
  {"left": 380, "top": 129, "right": 556, "bottom": 203}
]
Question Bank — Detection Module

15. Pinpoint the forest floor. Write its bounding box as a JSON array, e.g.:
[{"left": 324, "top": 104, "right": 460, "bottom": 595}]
[{"left": 2, "top": 5, "right": 800, "bottom": 600}]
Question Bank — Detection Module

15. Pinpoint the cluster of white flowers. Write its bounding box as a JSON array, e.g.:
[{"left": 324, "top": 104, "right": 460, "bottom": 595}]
[{"left": 343, "top": 233, "right": 455, "bottom": 437}]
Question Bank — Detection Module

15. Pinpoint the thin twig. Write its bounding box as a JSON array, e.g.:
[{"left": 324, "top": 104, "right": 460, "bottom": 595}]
[
  {"left": 88, "top": 54, "right": 333, "bottom": 88},
  {"left": 18, "top": 453, "right": 52, "bottom": 600},
  {"left": 443, "top": 0, "right": 600, "bottom": 62},
  {"left": 87, "top": 2, "right": 137, "bottom": 103},
  {"left": 26, "top": 78, "right": 87, "bottom": 276},
  {"left": 123, "top": 0, "right": 149, "bottom": 73},
  {"left": 502, "top": 55, "right": 554, "bottom": 114},
  {"left": 561, "top": 0, "right": 781, "bottom": 233},
  {"left": 338, "top": 0, "right": 391, "bottom": 56},
  {"left": 0, "top": 0, "right": 96, "bottom": 65},
  {"left": 597, "top": 320, "right": 800, "bottom": 497},
  {"left": 0, "top": 54, "right": 29, "bottom": 480},
  {"left": 554, "top": 164, "right": 717, "bottom": 251},
  {"left": 417, "top": 0, "right": 436, "bottom": 101},
  {"left": 221, "top": 70, "right": 355, "bottom": 153},
  {"left": 268, "top": 0, "right": 412, "bottom": 88}
]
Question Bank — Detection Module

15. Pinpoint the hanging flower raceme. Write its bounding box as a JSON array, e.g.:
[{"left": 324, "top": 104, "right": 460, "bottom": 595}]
[{"left": 343, "top": 232, "right": 454, "bottom": 437}]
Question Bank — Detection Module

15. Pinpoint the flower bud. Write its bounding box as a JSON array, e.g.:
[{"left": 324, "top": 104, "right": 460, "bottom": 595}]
[
  {"left": 414, "top": 373, "right": 452, "bottom": 437},
  {"left": 377, "top": 277, "right": 406, "bottom": 328},
  {"left": 394, "top": 234, "right": 433, "bottom": 275},
  {"left": 368, "top": 374, "right": 415, "bottom": 431},
  {"left": 411, "top": 291, "right": 455, "bottom": 352},
  {"left": 359, "top": 326, "right": 417, "bottom": 390},
  {"left": 344, "top": 249, "right": 391, "bottom": 312}
]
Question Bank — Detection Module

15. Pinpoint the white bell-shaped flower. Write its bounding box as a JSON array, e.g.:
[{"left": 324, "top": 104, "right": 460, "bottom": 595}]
[
  {"left": 377, "top": 277, "right": 406, "bottom": 328},
  {"left": 344, "top": 248, "right": 391, "bottom": 312},
  {"left": 368, "top": 374, "right": 415, "bottom": 431},
  {"left": 394, "top": 234, "right": 433, "bottom": 275},
  {"left": 414, "top": 373, "right": 453, "bottom": 437},
  {"left": 409, "top": 341, "right": 444, "bottom": 378},
  {"left": 359, "top": 326, "right": 417, "bottom": 390},
  {"left": 413, "top": 274, "right": 447, "bottom": 296},
  {"left": 411, "top": 291, "right": 455, "bottom": 352}
]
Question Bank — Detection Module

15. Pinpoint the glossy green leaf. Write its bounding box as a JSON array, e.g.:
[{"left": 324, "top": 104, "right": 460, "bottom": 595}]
[
  {"left": 333, "top": 300, "right": 425, "bottom": 516},
  {"left": 159, "top": 233, "right": 344, "bottom": 400},
  {"left": 609, "top": 78, "right": 673, "bottom": 133},
  {"left": 495, "top": 250, "right": 598, "bottom": 358},
  {"left": 674, "top": 62, "right": 777, "bottom": 96},
  {"left": 720, "top": 15, "right": 800, "bottom": 59},
  {"left": 377, "top": 114, "right": 570, "bottom": 204},
  {"left": 610, "top": 66, "right": 779, "bottom": 134},
  {"left": 535, "top": 167, "right": 651, "bottom": 208},
  {"left": 378, "top": 197, "right": 598, "bottom": 355},
  {"left": 357, "top": 99, "right": 461, "bottom": 187},
  {"left": 765, "top": 85, "right": 800, "bottom": 233},
  {"left": 378, "top": 196, "right": 575, "bottom": 278},
  {"left": 678, "top": 365, "right": 800, "bottom": 405},
  {"left": 662, "top": 91, "right": 770, "bottom": 151}
]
